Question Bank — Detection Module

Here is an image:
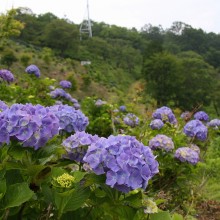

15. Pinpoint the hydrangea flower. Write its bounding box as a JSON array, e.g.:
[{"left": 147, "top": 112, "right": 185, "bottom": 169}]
[
  {"left": 194, "top": 111, "right": 209, "bottom": 122},
  {"left": 174, "top": 147, "right": 200, "bottom": 165},
  {"left": 0, "top": 100, "right": 8, "bottom": 112},
  {"left": 95, "top": 99, "right": 107, "bottom": 107},
  {"left": 123, "top": 113, "right": 139, "bottom": 127},
  {"left": 59, "top": 80, "right": 72, "bottom": 89},
  {"left": 149, "top": 134, "right": 174, "bottom": 152},
  {"left": 152, "top": 106, "right": 177, "bottom": 124},
  {"left": 188, "top": 144, "right": 200, "bottom": 154},
  {"left": 180, "top": 111, "right": 190, "bottom": 119},
  {"left": 25, "top": 64, "right": 41, "bottom": 77},
  {"left": 62, "top": 131, "right": 99, "bottom": 162},
  {"left": 207, "top": 119, "right": 220, "bottom": 129},
  {"left": 49, "top": 88, "right": 80, "bottom": 107},
  {"left": 119, "top": 105, "right": 126, "bottom": 112},
  {"left": 150, "top": 119, "right": 164, "bottom": 130},
  {"left": 50, "top": 104, "right": 89, "bottom": 133},
  {"left": 83, "top": 135, "right": 159, "bottom": 193},
  {"left": 0, "top": 69, "right": 14, "bottom": 83},
  {"left": 183, "top": 119, "right": 208, "bottom": 141},
  {"left": 0, "top": 103, "right": 59, "bottom": 149}
]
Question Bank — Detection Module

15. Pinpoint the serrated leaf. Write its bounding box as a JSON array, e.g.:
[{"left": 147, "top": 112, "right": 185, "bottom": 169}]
[{"left": 3, "top": 182, "right": 34, "bottom": 208}]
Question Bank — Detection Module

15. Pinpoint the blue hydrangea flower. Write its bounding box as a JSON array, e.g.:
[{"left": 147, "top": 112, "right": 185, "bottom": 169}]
[
  {"left": 188, "top": 144, "right": 200, "bottom": 154},
  {"left": 59, "top": 80, "right": 72, "bottom": 89},
  {"left": 50, "top": 104, "right": 89, "bottom": 133},
  {"left": 95, "top": 99, "right": 107, "bottom": 107},
  {"left": 0, "top": 69, "right": 14, "bottom": 83},
  {"left": 119, "top": 105, "right": 126, "bottom": 112},
  {"left": 25, "top": 64, "right": 41, "bottom": 77},
  {"left": 194, "top": 111, "right": 209, "bottom": 122},
  {"left": 62, "top": 131, "right": 99, "bottom": 162},
  {"left": 150, "top": 119, "right": 164, "bottom": 130},
  {"left": 183, "top": 119, "right": 208, "bottom": 141},
  {"left": 83, "top": 135, "right": 159, "bottom": 193},
  {"left": 207, "top": 119, "right": 220, "bottom": 129},
  {"left": 152, "top": 106, "right": 177, "bottom": 124},
  {"left": 0, "top": 100, "right": 8, "bottom": 112},
  {"left": 0, "top": 103, "right": 59, "bottom": 149},
  {"left": 49, "top": 88, "right": 80, "bottom": 108},
  {"left": 174, "top": 147, "right": 200, "bottom": 165},
  {"left": 180, "top": 111, "right": 190, "bottom": 119},
  {"left": 149, "top": 134, "right": 174, "bottom": 152},
  {"left": 123, "top": 113, "right": 139, "bottom": 127}
]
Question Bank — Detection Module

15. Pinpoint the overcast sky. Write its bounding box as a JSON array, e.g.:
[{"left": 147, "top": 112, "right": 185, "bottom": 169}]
[{"left": 1, "top": 0, "right": 220, "bottom": 33}]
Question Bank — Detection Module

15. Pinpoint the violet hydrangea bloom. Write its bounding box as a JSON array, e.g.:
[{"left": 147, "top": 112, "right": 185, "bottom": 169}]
[
  {"left": 25, "top": 64, "right": 41, "bottom": 77},
  {"left": 119, "top": 105, "right": 126, "bottom": 112},
  {"left": 0, "top": 69, "right": 14, "bottom": 83},
  {"left": 95, "top": 99, "right": 107, "bottom": 107},
  {"left": 123, "top": 113, "right": 139, "bottom": 127},
  {"left": 49, "top": 88, "right": 80, "bottom": 107},
  {"left": 194, "top": 111, "right": 209, "bottom": 122},
  {"left": 59, "top": 80, "right": 72, "bottom": 89},
  {"left": 0, "top": 103, "right": 59, "bottom": 149},
  {"left": 50, "top": 104, "right": 89, "bottom": 133},
  {"left": 149, "top": 134, "right": 174, "bottom": 152},
  {"left": 0, "top": 100, "right": 8, "bottom": 112},
  {"left": 188, "top": 144, "right": 200, "bottom": 154},
  {"left": 152, "top": 106, "right": 177, "bottom": 124},
  {"left": 150, "top": 119, "right": 164, "bottom": 130},
  {"left": 83, "top": 135, "right": 159, "bottom": 193},
  {"left": 207, "top": 119, "right": 220, "bottom": 129},
  {"left": 174, "top": 147, "right": 200, "bottom": 165},
  {"left": 183, "top": 119, "right": 208, "bottom": 141},
  {"left": 62, "top": 131, "right": 99, "bottom": 162}
]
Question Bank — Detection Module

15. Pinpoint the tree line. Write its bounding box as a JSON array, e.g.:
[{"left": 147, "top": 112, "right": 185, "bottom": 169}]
[{"left": 1, "top": 8, "right": 220, "bottom": 113}]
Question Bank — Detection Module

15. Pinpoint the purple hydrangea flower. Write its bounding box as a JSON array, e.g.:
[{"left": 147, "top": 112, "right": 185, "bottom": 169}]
[
  {"left": 59, "top": 80, "right": 72, "bottom": 89},
  {"left": 207, "top": 119, "right": 220, "bottom": 129},
  {"left": 0, "top": 100, "right": 8, "bottom": 112},
  {"left": 150, "top": 119, "right": 164, "bottom": 130},
  {"left": 180, "top": 111, "right": 190, "bottom": 119},
  {"left": 49, "top": 88, "right": 80, "bottom": 108},
  {"left": 25, "top": 64, "right": 41, "bottom": 77},
  {"left": 119, "top": 105, "right": 126, "bottom": 112},
  {"left": 50, "top": 104, "right": 89, "bottom": 133},
  {"left": 83, "top": 135, "right": 159, "bottom": 193},
  {"left": 62, "top": 131, "right": 99, "bottom": 162},
  {"left": 174, "top": 147, "right": 200, "bottom": 165},
  {"left": 183, "top": 119, "right": 208, "bottom": 141},
  {"left": 0, "top": 69, "right": 14, "bottom": 83},
  {"left": 149, "top": 134, "right": 174, "bottom": 152},
  {"left": 95, "top": 99, "right": 106, "bottom": 107},
  {"left": 152, "top": 106, "right": 177, "bottom": 124},
  {"left": 194, "top": 111, "right": 209, "bottom": 122},
  {"left": 188, "top": 144, "right": 200, "bottom": 154},
  {"left": 0, "top": 103, "right": 59, "bottom": 149},
  {"left": 123, "top": 113, "right": 139, "bottom": 127}
]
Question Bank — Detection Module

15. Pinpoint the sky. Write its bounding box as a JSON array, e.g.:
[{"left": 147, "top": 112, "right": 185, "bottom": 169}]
[{"left": 1, "top": 0, "right": 220, "bottom": 33}]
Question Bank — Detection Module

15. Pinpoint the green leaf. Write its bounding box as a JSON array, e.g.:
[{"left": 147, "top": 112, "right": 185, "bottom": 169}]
[
  {"left": 150, "top": 211, "right": 172, "bottom": 220},
  {"left": 3, "top": 182, "right": 35, "bottom": 208},
  {"left": 63, "top": 186, "right": 90, "bottom": 212},
  {"left": 172, "top": 213, "right": 184, "bottom": 220},
  {"left": 72, "top": 171, "right": 87, "bottom": 183},
  {"left": 0, "top": 179, "right": 6, "bottom": 200}
]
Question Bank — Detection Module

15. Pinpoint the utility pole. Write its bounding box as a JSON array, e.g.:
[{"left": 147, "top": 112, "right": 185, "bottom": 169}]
[{"left": 79, "top": 0, "right": 92, "bottom": 40}]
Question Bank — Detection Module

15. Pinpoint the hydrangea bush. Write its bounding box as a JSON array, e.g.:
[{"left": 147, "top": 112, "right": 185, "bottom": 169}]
[{"left": 0, "top": 70, "right": 219, "bottom": 219}]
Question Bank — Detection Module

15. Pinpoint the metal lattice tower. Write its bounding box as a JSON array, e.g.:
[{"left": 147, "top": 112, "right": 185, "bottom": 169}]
[{"left": 79, "top": 0, "right": 92, "bottom": 40}]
